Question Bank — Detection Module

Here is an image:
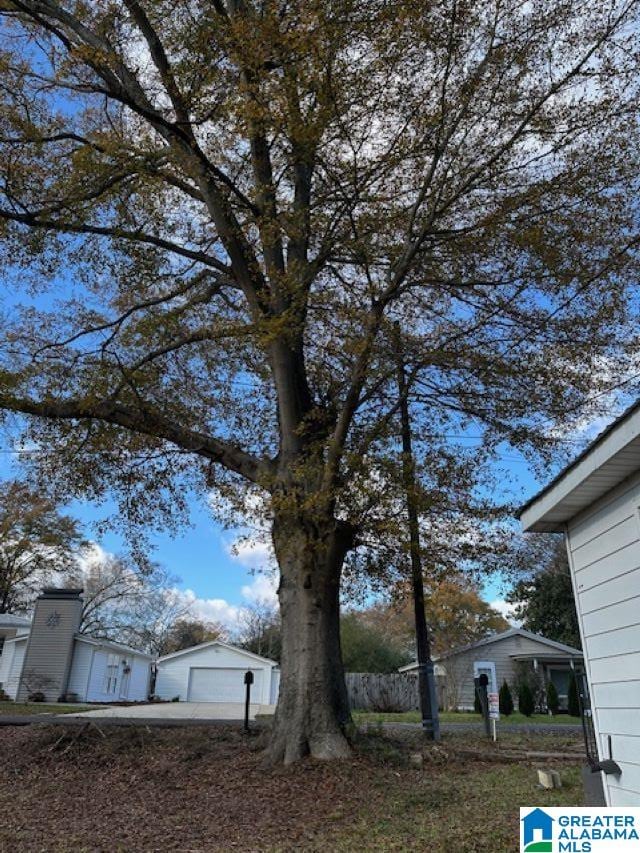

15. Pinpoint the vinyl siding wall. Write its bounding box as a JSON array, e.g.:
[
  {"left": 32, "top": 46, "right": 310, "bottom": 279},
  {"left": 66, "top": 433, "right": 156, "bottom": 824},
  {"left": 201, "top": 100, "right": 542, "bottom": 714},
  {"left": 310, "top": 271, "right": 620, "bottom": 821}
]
[
  {"left": 128, "top": 656, "right": 151, "bottom": 701},
  {"left": 83, "top": 645, "right": 151, "bottom": 703},
  {"left": 0, "top": 631, "right": 18, "bottom": 689},
  {"left": 16, "top": 596, "right": 82, "bottom": 702},
  {"left": 566, "top": 469, "right": 640, "bottom": 806},
  {"left": 66, "top": 640, "right": 94, "bottom": 701},
  {"left": 3, "top": 640, "right": 26, "bottom": 699}
]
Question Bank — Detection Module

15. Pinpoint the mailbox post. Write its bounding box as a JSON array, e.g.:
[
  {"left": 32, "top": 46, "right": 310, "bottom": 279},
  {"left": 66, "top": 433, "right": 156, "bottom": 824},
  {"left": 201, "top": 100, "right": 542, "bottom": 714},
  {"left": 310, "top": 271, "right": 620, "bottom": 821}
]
[
  {"left": 244, "top": 670, "right": 254, "bottom": 733},
  {"left": 474, "top": 673, "right": 491, "bottom": 738}
]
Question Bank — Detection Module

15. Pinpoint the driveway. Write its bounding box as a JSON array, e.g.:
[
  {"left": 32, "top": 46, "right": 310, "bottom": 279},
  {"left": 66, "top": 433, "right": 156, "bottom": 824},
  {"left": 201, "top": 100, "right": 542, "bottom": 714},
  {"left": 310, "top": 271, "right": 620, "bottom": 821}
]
[{"left": 65, "top": 702, "right": 276, "bottom": 721}]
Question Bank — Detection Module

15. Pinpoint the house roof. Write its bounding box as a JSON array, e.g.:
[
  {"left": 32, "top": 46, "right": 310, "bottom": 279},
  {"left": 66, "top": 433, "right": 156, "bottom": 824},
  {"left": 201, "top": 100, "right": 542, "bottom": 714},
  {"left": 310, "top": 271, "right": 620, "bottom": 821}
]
[
  {"left": 519, "top": 399, "right": 640, "bottom": 532},
  {"left": 2, "top": 630, "right": 151, "bottom": 658},
  {"left": 0, "top": 613, "right": 31, "bottom": 628},
  {"left": 398, "top": 628, "right": 583, "bottom": 671},
  {"left": 75, "top": 635, "right": 153, "bottom": 659},
  {"left": 156, "top": 639, "right": 278, "bottom": 667}
]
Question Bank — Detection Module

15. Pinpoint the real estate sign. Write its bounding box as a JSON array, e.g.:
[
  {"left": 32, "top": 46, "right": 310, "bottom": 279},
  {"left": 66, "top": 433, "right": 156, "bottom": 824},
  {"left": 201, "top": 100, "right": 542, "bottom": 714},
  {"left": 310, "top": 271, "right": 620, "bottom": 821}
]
[{"left": 488, "top": 692, "right": 500, "bottom": 720}]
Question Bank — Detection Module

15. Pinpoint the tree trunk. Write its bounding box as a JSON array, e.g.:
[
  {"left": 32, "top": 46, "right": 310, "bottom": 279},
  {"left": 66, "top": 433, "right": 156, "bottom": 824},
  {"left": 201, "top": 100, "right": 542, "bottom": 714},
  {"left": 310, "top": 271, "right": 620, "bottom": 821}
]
[{"left": 265, "top": 512, "right": 354, "bottom": 765}]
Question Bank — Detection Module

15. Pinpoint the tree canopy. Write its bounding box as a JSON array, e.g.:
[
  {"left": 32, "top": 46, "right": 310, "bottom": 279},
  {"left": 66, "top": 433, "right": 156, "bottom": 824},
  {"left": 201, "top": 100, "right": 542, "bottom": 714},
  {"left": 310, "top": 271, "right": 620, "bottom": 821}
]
[
  {"left": 506, "top": 535, "right": 581, "bottom": 649},
  {"left": 0, "top": 0, "right": 639, "bottom": 762},
  {"left": 67, "top": 550, "right": 197, "bottom": 653},
  {"left": 340, "top": 612, "right": 411, "bottom": 673},
  {"left": 0, "top": 479, "right": 86, "bottom": 613},
  {"left": 158, "top": 616, "right": 226, "bottom": 656},
  {"left": 364, "top": 577, "right": 510, "bottom": 658}
]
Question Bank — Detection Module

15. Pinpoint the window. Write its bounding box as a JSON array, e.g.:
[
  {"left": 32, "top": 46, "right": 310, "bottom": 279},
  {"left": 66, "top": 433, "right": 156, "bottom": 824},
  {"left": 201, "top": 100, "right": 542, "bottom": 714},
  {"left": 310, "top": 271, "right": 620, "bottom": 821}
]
[
  {"left": 0, "top": 637, "right": 4, "bottom": 657},
  {"left": 103, "top": 654, "right": 120, "bottom": 695}
]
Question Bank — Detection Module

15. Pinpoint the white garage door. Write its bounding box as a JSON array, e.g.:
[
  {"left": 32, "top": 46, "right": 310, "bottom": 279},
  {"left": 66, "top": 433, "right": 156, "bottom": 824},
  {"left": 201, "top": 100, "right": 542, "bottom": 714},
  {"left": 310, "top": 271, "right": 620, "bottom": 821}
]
[{"left": 187, "top": 667, "right": 263, "bottom": 702}]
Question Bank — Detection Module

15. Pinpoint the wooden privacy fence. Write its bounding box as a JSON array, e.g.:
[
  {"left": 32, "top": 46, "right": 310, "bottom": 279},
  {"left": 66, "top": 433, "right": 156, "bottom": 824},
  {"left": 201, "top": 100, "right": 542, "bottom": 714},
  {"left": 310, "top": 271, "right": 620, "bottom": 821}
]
[
  {"left": 346, "top": 672, "right": 416, "bottom": 712},
  {"left": 346, "top": 672, "right": 446, "bottom": 712}
]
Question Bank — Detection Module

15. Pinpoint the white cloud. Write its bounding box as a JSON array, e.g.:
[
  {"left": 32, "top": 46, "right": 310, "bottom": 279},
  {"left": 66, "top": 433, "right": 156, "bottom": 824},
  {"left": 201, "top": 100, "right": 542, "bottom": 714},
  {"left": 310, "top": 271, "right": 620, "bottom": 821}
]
[
  {"left": 170, "top": 572, "right": 279, "bottom": 631},
  {"left": 227, "top": 538, "right": 274, "bottom": 570},
  {"left": 171, "top": 587, "right": 242, "bottom": 627},
  {"left": 75, "top": 541, "right": 109, "bottom": 573},
  {"left": 489, "top": 598, "right": 521, "bottom": 626},
  {"left": 241, "top": 573, "right": 278, "bottom": 606}
]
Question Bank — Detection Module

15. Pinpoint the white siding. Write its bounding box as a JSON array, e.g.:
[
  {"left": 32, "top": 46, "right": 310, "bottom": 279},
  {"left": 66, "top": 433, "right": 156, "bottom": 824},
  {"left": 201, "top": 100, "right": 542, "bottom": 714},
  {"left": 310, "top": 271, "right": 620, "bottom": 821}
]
[
  {"left": 128, "top": 657, "right": 150, "bottom": 701},
  {"left": 155, "top": 643, "right": 274, "bottom": 705},
  {"left": 66, "top": 641, "right": 94, "bottom": 701},
  {"left": 567, "top": 470, "right": 640, "bottom": 805},
  {"left": 86, "top": 649, "right": 110, "bottom": 702},
  {"left": 84, "top": 646, "right": 151, "bottom": 703},
  {"left": 270, "top": 669, "right": 280, "bottom": 705},
  {"left": 4, "top": 641, "right": 26, "bottom": 699},
  {"left": 0, "top": 639, "right": 16, "bottom": 689},
  {"left": 154, "top": 655, "right": 185, "bottom": 701}
]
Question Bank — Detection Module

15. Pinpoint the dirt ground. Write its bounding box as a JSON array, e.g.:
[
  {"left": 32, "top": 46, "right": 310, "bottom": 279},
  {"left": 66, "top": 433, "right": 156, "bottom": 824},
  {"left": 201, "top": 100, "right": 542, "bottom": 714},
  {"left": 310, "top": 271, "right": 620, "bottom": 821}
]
[{"left": 0, "top": 724, "right": 584, "bottom": 852}]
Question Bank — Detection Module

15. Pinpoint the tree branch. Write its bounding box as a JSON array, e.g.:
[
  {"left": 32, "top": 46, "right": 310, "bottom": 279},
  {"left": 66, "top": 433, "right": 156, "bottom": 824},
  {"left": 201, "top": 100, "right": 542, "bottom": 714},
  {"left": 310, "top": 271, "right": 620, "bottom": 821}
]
[{"left": 0, "top": 389, "right": 274, "bottom": 485}]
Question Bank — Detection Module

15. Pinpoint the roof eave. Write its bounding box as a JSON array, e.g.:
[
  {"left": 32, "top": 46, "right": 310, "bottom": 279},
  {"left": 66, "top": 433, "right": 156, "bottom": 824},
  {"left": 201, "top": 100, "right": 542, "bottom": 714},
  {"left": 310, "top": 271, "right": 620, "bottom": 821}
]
[
  {"left": 519, "top": 400, "right": 640, "bottom": 532},
  {"left": 156, "top": 640, "right": 277, "bottom": 667}
]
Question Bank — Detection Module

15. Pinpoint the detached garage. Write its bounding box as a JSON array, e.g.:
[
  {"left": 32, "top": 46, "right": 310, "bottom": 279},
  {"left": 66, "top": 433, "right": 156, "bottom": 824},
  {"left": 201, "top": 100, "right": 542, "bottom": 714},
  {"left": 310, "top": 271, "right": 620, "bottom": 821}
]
[{"left": 154, "top": 640, "right": 279, "bottom": 708}]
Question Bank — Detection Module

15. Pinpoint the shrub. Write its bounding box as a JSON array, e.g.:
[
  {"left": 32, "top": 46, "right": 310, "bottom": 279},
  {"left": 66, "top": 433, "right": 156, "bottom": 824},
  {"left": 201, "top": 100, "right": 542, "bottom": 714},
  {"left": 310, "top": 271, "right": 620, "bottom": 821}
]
[
  {"left": 474, "top": 690, "right": 482, "bottom": 714},
  {"left": 568, "top": 672, "right": 580, "bottom": 717},
  {"left": 546, "top": 681, "right": 559, "bottom": 715},
  {"left": 499, "top": 680, "right": 514, "bottom": 716},
  {"left": 518, "top": 683, "right": 535, "bottom": 717},
  {"left": 28, "top": 692, "right": 45, "bottom": 703}
]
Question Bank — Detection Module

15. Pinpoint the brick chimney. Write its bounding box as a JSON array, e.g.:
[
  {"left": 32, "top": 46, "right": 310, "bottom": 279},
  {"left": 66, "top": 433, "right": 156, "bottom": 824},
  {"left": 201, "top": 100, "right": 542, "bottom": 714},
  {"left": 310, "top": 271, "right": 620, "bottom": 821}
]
[{"left": 17, "top": 588, "right": 83, "bottom": 702}]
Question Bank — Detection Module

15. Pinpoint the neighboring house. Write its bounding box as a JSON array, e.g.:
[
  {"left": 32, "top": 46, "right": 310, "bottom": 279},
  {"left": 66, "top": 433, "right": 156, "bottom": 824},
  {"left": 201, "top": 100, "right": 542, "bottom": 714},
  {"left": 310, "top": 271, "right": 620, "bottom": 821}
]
[
  {"left": 0, "top": 588, "right": 152, "bottom": 703},
  {"left": 520, "top": 399, "right": 640, "bottom": 807},
  {"left": 0, "top": 612, "right": 31, "bottom": 647},
  {"left": 155, "top": 640, "right": 280, "bottom": 707},
  {"left": 399, "top": 628, "right": 583, "bottom": 711},
  {"left": 0, "top": 612, "right": 31, "bottom": 694}
]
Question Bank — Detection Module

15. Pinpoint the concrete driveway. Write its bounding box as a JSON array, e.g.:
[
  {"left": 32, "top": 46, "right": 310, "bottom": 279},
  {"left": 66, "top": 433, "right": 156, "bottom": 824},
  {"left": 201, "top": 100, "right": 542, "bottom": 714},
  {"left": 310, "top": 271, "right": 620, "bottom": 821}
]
[{"left": 66, "top": 702, "right": 276, "bottom": 721}]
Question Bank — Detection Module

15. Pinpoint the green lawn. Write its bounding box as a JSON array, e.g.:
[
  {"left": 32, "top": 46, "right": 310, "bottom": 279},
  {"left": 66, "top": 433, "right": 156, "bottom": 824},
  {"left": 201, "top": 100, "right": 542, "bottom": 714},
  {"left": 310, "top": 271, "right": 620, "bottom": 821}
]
[
  {"left": 354, "top": 710, "right": 582, "bottom": 725},
  {"left": 330, "top": 762, "right": 582, "bottom": 851},
  {"left": 0, "top": 701, "right": 95, "bottom": 716}
]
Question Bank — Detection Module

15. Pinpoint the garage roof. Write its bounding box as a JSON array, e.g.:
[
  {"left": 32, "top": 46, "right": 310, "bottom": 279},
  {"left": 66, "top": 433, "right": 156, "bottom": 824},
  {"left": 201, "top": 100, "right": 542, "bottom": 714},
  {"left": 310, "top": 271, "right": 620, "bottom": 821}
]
[
  {"left": 519, "top": 400, "right": 640, "bottom": 532},
  {"left": 157, "top": 639, "right": 278, "bottom": 666}
]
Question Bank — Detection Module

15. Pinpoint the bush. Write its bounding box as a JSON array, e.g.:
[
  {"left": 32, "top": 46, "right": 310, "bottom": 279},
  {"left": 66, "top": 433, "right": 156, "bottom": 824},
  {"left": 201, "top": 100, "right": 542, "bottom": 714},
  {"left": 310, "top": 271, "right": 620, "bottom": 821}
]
[
  {"left": 518, "top": 683, "right": 535, "bottom": 717},
  {"left": 499, "top": 680, "right": 514, "bottom": 716},
  {"left": 474, "top": 690, "right": 482, "bottom": 714},
  {"left": 28, "top": 692, "right": 45, "bottom": 703},
  {"left": 546, "top": 681, "right": 559, "bottom": 715},
  {"left": 568, "top": 672, "right": 580, "bottom": 717}
]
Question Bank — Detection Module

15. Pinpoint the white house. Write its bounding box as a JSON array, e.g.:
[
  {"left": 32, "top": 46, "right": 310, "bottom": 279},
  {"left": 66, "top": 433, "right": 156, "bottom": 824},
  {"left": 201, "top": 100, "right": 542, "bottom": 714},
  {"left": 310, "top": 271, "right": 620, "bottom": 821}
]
[
  {"left": 155, "top": 640, "right": 280, "bottom": 707},
  {"left": 520, "top": 400, "right": 640, "bottom": 806},
  {"left": 0, "top": 588, "right": 152, "bottom": 704}
]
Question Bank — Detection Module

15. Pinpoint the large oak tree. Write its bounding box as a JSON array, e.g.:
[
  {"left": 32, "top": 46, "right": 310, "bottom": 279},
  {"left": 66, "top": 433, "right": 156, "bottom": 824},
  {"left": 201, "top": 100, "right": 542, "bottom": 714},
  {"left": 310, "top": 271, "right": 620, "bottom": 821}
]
[{"left": 1, "top": 0, "right": 640, "bottom": 762}]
